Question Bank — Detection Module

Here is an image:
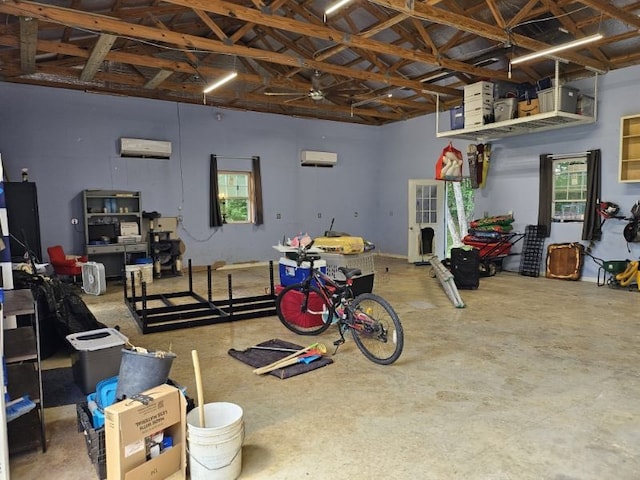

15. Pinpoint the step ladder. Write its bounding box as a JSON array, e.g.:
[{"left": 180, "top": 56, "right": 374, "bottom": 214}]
[{"left": 427, "top": 255, "right": 465, "bottom": 308}]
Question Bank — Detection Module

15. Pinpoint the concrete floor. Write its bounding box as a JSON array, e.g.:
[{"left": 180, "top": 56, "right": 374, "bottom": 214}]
[{"left": 7, "top": 255, "right": 640, "bottom": 479}]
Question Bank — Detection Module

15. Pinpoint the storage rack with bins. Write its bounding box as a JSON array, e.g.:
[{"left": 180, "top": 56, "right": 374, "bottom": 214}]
[
  {"left": 82, "top": 190, "right": 147, "bottom": 278},
  {"left": 435, "top": 61, "right": 598, "bottom": 142},
  {"left": 619, "top": 114, "right": 640, "bottom": 182},
  {"left": 3, "top": 289, "right": 46, "bottom": 454}
]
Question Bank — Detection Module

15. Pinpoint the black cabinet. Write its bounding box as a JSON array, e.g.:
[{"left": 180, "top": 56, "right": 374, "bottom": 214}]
[{"left": 4, "top": 182, "right": 42, "bottom": 263}]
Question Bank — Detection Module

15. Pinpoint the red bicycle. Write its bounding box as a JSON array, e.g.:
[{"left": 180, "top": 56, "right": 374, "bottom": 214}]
[{"left": 275, "top": 244, "right": 403, "bottom": 365}]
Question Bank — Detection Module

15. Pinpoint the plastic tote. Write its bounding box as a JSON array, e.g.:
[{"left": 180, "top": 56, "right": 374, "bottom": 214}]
[
  {"left": 115, "top": 348, "right": 176, "bottom": 400},
  {"left": 187, "top": 402, "right": 244, "bottom": 480}
]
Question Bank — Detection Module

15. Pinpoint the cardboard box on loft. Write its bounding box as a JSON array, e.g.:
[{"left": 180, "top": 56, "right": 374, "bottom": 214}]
[{"left": 105, "top": 383, "right": 186, "bottom": 480}]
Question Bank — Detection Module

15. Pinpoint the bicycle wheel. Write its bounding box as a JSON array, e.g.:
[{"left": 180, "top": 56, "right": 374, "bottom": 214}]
[
  {"left": 349, "top": 293, "right": 403, "bottom": 365},
  {"left": 276, "top": 283, "right": 334, "bottom": 335}
]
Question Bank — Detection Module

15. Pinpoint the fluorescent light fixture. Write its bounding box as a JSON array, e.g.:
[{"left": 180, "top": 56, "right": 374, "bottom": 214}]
[
  {"left": 510, "top": 33, "right": 603, "bottom": 65},
  {"left": 325, "top": 0, "right": 353, "bottom": 15},
  {"left": 203, "top": 71, "right": 238, "bottom": 93}
]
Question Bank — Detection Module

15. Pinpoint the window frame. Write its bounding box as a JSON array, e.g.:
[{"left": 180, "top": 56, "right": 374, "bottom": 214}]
[
  {"left": 217, "top": 170, "right": 254, "bottom": 224},
  {"left": 551, "top": 155, "right": 588, "bottom": 223}
]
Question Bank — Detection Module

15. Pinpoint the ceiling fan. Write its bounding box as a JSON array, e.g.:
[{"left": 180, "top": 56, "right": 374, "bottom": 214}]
[{"left": 264, "top": 70, "right": 326, "bottom": 102}]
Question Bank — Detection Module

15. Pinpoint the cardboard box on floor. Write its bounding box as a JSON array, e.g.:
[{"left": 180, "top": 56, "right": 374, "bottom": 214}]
[{"left": 105, "top": 383, "right": 186, "bottom": 480}]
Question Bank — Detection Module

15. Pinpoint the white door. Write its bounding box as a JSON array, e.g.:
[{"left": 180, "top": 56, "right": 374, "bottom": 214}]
[{"left": 408, "top": 179, "right": 444, "bottom": 263}]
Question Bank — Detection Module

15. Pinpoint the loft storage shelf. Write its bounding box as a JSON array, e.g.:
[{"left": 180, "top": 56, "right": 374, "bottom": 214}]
[
  {"left": 436, "top": 59, "right": 598, "bottom": 142},
  {"left": 437, "top": 111, "right": 596, "bottom": 141}
]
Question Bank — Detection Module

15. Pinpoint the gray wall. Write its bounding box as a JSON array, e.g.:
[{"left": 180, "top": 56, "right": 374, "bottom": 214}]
[
  {"left": 0, "top": 84, "right": 382, "bottom": 266},
  {"left": 375, "top": 66, "right": 640, "bottom": 279},
  {"left": 1, "top": 65, "right": 640, "bottom": 279}
]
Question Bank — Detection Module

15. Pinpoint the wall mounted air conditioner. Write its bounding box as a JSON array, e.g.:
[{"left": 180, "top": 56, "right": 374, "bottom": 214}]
[
  {"left": 300, "top": 150, "right": 337, "bottom": 167},
  {"left": 119, "top": 138, "right": 172, "bottom": 159}
]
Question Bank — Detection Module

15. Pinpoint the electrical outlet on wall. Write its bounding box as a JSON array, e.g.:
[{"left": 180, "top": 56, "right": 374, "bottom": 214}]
[{"left": 71, "top": 218, "right": 79, "bottom": 225}]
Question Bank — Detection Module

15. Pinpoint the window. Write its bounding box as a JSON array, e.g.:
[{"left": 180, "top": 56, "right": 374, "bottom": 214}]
[
  {"left": 217, "top": 171, "right": 253, "bottom": 223},
  {"left": 552, "top": 157, "right": 587, "bottom": 222}
]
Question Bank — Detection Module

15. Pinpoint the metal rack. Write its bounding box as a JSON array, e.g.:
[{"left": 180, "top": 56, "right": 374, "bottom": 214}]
[
  {"left": 3, "top": 289, "right": 46, "bottom": 455},
  {"left": 124, "top": 260, "right": 277, "bottom": 334},
  {"left": 519, "top": 225, "right": 548, "bottom": 277},
  {"left": 436, "top": 60, "right": 598, "bottom": 142}
]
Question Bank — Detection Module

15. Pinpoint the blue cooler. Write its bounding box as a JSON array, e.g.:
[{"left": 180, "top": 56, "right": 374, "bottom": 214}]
[{"left": 279, "top": 257, "right": 326, "bottom": 287}]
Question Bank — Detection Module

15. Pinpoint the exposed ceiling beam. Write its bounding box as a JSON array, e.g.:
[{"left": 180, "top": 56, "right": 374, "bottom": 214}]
[
  {"left": 367, "top": 0, "right": 608, "bottom": 72},
  {"left": 19, "top": 16, "right": 37, "bottom": 74},
  {"left": 144, "top": 69, "right": 174, "bottom": 89},
  {"left": 0, "top": 0, "right": 462, "bottom": 98},
  {"left": 578, "top": 0, "right": 640, "bottom": 29},
  {"left": 79, "top": 33, "right": 117, "bottom": 81},
  {"left": 161, "top": 0, "right": 514, "bottom": 82}
]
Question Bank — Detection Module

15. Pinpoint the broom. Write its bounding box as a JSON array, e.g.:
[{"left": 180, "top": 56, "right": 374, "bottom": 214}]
[{"left": 191, "top": 350, "right": 206, "bottom": 428}]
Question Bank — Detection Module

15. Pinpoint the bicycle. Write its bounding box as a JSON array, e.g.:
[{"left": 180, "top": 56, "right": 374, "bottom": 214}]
[{"left": 275, "top": 244, "right": 404, "bottom": 365}]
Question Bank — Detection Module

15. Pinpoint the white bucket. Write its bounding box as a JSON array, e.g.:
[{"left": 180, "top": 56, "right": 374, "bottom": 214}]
[{"left": 187, "top": 402, "right": 244, "bottom": 480}]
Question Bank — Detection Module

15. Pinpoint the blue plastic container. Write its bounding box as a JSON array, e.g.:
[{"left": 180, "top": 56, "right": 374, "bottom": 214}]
[{"left": 278, "top": 257, "right": 326, "bottom": 287}]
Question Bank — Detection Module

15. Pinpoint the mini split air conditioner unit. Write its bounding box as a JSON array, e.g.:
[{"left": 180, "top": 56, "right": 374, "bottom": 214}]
[
  {"left": 300, "top": 150, "right": 337, "bottom": 167},
  {"left": 120, "top": 138, "right": 172, "bottom": 159}
]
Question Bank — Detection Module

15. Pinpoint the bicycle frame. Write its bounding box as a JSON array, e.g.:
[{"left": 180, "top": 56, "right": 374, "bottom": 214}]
[{"left": 276, "top": 246, "right": 404, "bottom": 364}]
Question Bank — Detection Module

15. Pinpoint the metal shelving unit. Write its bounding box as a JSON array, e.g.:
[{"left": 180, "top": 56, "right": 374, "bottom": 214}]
[
  {"left": 436, "top": 61, "right": 598, "bottom": 142},
  {"left": 436, "top": 110, "right": 596, "bottom": 141},
  {"left": 3, "top": 289, "right": 46, "bottom": 456}
]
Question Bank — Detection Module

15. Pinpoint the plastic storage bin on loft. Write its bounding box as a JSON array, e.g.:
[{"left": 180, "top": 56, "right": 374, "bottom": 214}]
[{"left": 538, "top": 86, "right": 579, "bottom": 113}]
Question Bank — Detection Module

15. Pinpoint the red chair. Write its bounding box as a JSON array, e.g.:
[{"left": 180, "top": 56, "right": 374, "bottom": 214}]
[{"left": 47, "top": 245, "right": 87, "bottom": 283}]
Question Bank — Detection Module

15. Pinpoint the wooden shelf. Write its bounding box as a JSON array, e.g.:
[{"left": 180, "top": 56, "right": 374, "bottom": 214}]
[
  {"left": 619, "top": 114, "right": 640, "bottom": 182},
  {"left": 3, "top": 328, "right": 37, "bottom": 363}
]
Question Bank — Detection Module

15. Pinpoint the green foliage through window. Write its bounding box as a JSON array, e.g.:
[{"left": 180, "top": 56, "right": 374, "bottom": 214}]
[
  {"left": 445, "top": 177, "right": 475, "bottom": 258},
  {"left": 218, "top": 171, "right": 253, "bottom": 223},
  {"left": 552, "top": 158, "right": 587, "bottom": 222}
]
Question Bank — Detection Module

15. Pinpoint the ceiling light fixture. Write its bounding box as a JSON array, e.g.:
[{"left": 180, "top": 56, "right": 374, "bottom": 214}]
[
  {"left": 510, "top": 33, "right": 603, "bottom": 65},
  {"left": 203, "top": 71, "right": 238, "bottom": 93},
  {"left": 325, "top": 0, "right": 353, "bottom": 16}
]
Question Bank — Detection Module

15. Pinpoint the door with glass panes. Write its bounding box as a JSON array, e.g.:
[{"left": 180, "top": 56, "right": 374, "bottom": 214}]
[{"left": 408, "top": 179, "right": 444, "bottom": 263}]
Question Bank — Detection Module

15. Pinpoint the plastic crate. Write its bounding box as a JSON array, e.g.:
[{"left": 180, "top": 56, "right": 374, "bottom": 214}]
[
  {"left": 278, "top": 258, "right": 326, "bottom": 287},
  {"left": 519, "top": 225, "right": 547, "bottom": 277},
  {"left": 538, "top": 86, "right": 579, "bottom": 113},
  {"left": 76, "top": 402, "right": 106, "bottom": 480},
  {"left": 66, "top": 328, "right": 127, "bottom": 394},
  {"left": 319, "top": 252, "right": 374, "bottom": 280},
  {"left": 450, "top": 106, "right": 464, "bottom": 130}
]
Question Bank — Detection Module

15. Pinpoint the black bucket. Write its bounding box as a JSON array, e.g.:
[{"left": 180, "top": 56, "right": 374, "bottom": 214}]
[{"left": 116, "top": 348, "right": 176, "bottom": 400}]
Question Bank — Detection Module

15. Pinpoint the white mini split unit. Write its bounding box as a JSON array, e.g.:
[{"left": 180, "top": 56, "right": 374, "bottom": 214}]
[
  {"left": 300, "top": 150, "right": 338, "bottom": 167},
  {"left": 120, "top": 138, "right": 172, "bottom": 159}
]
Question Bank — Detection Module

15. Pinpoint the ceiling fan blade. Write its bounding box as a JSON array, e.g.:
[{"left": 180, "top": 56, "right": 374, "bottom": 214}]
[{"left": 264, "top": 91, "right": 305, "bottom": 96}]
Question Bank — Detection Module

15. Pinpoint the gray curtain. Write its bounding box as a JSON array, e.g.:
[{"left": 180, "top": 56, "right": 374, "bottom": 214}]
[
  {"left": 210, "top": 155, "right": 223, "bottom": 228},
  {"left": 252, "top": 156, "right": 264, "bottom": 226},
  {"left": 582, "top": 149, "right": 602, "bottom": 241},
  {"left": 537, "top": 154, "right": 553, "bottom": 238}
]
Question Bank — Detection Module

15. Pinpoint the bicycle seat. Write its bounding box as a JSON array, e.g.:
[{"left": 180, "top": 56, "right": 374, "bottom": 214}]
[{"left": 338, "top": 267, "right": 362, "bottom": 279}]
